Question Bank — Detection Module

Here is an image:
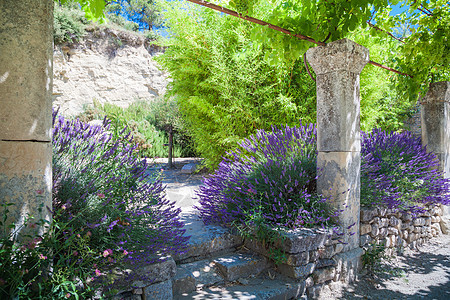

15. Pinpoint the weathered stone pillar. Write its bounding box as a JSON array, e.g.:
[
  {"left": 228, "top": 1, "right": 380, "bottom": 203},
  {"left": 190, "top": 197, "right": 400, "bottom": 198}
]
[
  {"left": 306, "top": 39, "right": 369, "bottom": 251},
  {"left": 420, "top": 81, "right": 450, "bottom": 234},
  {"left": 0, "top": 0, "right": 53, "bottom": 236}
]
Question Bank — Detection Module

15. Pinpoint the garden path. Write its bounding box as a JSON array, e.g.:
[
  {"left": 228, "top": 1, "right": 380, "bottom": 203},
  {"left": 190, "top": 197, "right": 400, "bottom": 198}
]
[{"left": 148, "top": 158, "right": 450, "bottom": 300}]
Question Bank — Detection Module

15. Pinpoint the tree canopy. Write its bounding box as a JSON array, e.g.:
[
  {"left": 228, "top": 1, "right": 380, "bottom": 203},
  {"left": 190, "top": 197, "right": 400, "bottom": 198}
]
[
  {"left": 105, "top": 0, "right": 162, "bottom": 30},
  {"left": 224, "top": 0, "right": 449, "bottom": 98}
]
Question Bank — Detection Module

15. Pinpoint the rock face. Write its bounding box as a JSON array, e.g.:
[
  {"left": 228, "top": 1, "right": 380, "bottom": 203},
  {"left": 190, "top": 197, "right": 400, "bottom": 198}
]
[{"left": 52, "top": 26, "right": 170, "bottom": 116}]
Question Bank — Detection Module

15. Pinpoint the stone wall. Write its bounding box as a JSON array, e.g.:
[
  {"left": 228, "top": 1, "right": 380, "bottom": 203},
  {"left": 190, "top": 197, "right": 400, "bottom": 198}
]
[
  {"left": 360, "top": 205, "right": 445, "bottom": 255},
  {"left": 53, "top": 26, "right": 170, "bottom": 116},
  {"left": 244, "top": 228, "right": 363, "bottom": 298}
]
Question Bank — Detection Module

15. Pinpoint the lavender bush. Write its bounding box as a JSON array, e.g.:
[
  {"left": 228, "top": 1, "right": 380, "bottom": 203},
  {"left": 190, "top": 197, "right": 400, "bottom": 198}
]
[
  {"left": 51, "top": 110, "right": 188, "bottom": 294},
  {"left": 196, "top": 123, "right": 336, "bottom": 232},
  {"left": 361, "top": 129, "right": 450, "bottom": 213}
]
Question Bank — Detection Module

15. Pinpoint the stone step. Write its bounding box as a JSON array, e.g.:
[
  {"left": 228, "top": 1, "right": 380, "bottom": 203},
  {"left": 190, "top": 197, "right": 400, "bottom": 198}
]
[
  {"left": 173, "top": 213, "right": 243, "bottom": 263},
  {"left": 214, "top": 253, "right": 272, "bottom": 282},
  {"left": 172, "top": 258, "right": 224, "bottom": 296},
  {"left": 173, "top": 271, "right": 306, "bottom": 300}
]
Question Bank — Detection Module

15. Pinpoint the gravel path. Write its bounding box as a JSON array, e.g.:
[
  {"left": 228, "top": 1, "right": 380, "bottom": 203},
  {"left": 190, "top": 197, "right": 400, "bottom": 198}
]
[{"left": 318, "top": 231, "right": 450, "bottom": 300}]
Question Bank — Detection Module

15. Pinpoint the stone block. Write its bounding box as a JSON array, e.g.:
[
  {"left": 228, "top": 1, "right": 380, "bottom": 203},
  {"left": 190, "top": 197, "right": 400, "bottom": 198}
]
[
  {"left": 388, "top": 227, "right": 399, "bottom": 235},
  {"left": 0, "top": 141, "right": 52, "bottom": 236},
  {"left": 176, "top": 258, "right": 222, "bottom": 291},
  {"left": 360, "top": 234, "right": 372, "bottom": 247},
  {"left": 431, "top": 222, "right": 442, "bottom": 235},
  {"left": 318, "top": 246, "right": 334, "bottom": 259},
  {"left": 111, "top": 290, "right": 141, "bottom": 300},
  {"left": 401, "top": 212, "right": 413, "bottom": 222},
  {"left": 312, "top": 266, "right": 336, "bottom": 284},
  {"left": 371, "top": 224, "right": 380, "bottom": 237},
  {"left": 305, "top": 276, "right": 314, "bottom": 288},
  {"left": 275, "top": 228, "right": 330, "bottom": 254},
  {"left": 316, "top": 258, "right": 337, "bottom": 269},
  {"left": 171, "top": 266, "right": 196, "bottom": 296},
  {"left": 360, "top": 223, "right": 371, "bottom": 235},
  {"left": 361, "top": 208, "right": 378, "bottom": 223},
  {"left": 144, "top": 279, "right": 172, "bottom": 300},
  {"left": 277, "top": 262, "right": 315, "bottom": 279},
  {"left": 402, "top": 230, "right": 408, "bottom": 241},
  {"left": 425, "top": 217, "right": 432, "bottom": 226},
  {"left": 306, "top": 284, "right": 324, "bottom": 299},
  {"left": 125, "top": 256, "right": 176, "bottom": 288},
  {"left": 173, "top": 224, "right": 242, "bottom": 263},
  {"left": 431, "top": 215, "right": 441, "bottom": 223},
  {"left": 380, "top": 218, "right": 389, "bottom": 227},
  {"left": 379, "top": 227, "right": 388, "bottom": 237},
  {"left": 214, "top": 253, "right": 270, "bottom": 282},
  {"left": 389, "top": 216, "right": 400, "bottom": 227},
  {"left": 407, "top": 232, "right": 417, "bottom": 243},
  {"left": 0, "top": 0, "right": 53, "bottom": 141},
  {"left": 309, "top": 250, "right": 320, "bottom": 262},
  {"left": 333, "top": 248, "right": 363, "bottom": 283},
  {"left": 378, "top": 207, "right": 388, "bottom": 217},
  {"left": 317, "top": 151, "right": 360, "bottom": 250},
  {"left": 181, "top": 163, "right": 197, "bottom": 174},
  {"left": 285, "top": 251, "right": 309, "bottom": 267}
]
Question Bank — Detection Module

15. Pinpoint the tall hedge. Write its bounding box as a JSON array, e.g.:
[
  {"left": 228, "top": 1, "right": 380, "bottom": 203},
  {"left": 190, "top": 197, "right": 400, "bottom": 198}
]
[{"left": 156, "top": 1, "right": 316, "bottom": 169}]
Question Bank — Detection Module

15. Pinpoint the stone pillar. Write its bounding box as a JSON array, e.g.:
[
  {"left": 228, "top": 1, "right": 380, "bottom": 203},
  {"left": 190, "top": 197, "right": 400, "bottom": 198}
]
[
  {"left": 306, "top": 39, "right": 369, "bottom": 251},
  {"left": 0, "top": 0, "right": 53, "bottom": 236},
  {"left": 420, "top": 81, "right": 450, "bottom": 234}
]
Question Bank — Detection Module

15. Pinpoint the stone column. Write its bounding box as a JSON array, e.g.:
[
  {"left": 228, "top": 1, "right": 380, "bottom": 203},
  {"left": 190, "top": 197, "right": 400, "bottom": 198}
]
[
  {"left": 420, "top": 81, "right": 450, "bottom": 234},
  {"left": 306, "top": 39, "right": 369, "bottom": 251},
  {"left": 0, "top": 0, "right": 53, "bottom": 236}
]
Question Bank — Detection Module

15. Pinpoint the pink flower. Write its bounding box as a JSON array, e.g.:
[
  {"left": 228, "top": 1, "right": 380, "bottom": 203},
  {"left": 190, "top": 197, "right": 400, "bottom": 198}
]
[
  {"left": 102, "top": 249, "right": 113, "bottom": 257},
  {"left": 73, "top": 251, "right": 78, "bottom": 256},
  {"left": 123, "top": 250, "right": 128, "bottom": 256},
  {"left": 97, "top": 193, "right": 105, "bottom": 199},
  {"left": 95, "top": 269, "right": 101, "bottom": 276},
  {"left": 86, "top": 231, "right": 92, "bottom": 237},
  {"left": 247, "top": 188, "right": 257, "bottom": 194},
  {"left": 38, "top": 254, "right": 47, "bottom": 260},
  {"left": 36, "top": 190, "right": 44, "bottom": 195},
  {"left": 65, "top": 293, "right": 71, "bottom": 298}
]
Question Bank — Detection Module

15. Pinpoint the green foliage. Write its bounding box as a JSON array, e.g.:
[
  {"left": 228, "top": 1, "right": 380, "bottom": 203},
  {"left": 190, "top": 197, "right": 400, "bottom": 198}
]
[
  {"left": 378, "top": 0, "right": 450, "bottom": 101},
  {"left": 362, "top": 241, "right": 387, "bottom": 272},
  {"left": 60, "top": 0, "right": 107, "bottom": 22},
  {"left": 228, "top": 0, "right": 449, "bottom": 101},
  {"left": 233, "top": 208, "right": 288, "bottom": 265},
  {"left": 0, "top": 202, "right": 103, "bottom": 299},
  {"left": 106, "top": 0, "right": 162, "bottom": 30},
  {"left": 156, "top": 0, "right": 316, "bottom": 169},
  {"left": 348, "top": 27, "right": 415, "bottom": 132},
  {"left": 79, "top": 100, "right": 195, "bottom": 158},
  {"left": 54, "top": 3, "right": 89, "bottom": 44}
]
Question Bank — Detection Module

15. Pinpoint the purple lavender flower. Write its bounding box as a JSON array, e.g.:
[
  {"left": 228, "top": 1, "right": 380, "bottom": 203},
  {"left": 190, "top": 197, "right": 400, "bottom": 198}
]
[
  {"left": 196, "top": 123, "right": 334, "bottom": 229},
  {"left": 361, "top": 129, "right": 450, "bottom": 213},
  {"left": 52, "top": 109, "right": 189, "bottom": 288}
]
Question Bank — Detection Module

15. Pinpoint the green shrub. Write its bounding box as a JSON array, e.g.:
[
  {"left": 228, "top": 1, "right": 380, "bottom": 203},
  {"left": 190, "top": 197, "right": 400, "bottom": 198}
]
[
  {"left": 54, "top": 3, "right": 89, "bottom": 45},
  {"left": 79, "top": 100, "right": 196, "bottom": 158},
  {"left": 157, "top": 0, "right": 316, "bottom": 169}
]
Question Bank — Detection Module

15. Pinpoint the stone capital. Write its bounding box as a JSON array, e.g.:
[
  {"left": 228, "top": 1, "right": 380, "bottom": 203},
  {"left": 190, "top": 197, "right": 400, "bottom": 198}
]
[
  {"left": 305, "top": 39, "right": 369, "bottom": 75},
  {"left": 420, "top": 81, "right": 450, "bottom": 104}
]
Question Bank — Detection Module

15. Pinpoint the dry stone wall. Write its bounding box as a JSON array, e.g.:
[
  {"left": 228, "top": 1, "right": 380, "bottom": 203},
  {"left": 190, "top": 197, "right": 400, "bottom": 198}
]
[
  {"left": 52, "top": 26, "right": 170, "bottom": 116},
  {"left": 360, "top": 205, "right": 445, "bottom": 255}
]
